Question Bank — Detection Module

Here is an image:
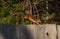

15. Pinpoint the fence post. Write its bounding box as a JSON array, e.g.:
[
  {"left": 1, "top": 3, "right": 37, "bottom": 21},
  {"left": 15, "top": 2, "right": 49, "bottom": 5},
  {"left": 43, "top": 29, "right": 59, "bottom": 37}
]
[
  {"left": 27, "top": 25, "right": 45, "bottom": 39},
  {"left": 44, "top": 24, "right": 57, "bottom": 39},
  {"left": 57, "top": 25, "right": 60, "bottom": 39}
]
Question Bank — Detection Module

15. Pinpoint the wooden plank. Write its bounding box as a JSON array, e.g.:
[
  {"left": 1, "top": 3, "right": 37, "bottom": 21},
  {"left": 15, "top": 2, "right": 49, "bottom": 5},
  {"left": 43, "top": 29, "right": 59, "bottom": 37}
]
[
  {"left": 57, "top": 25, "right": 60, "bottom": 39},
  {"left": 26, "top": 25, "right": 38, "bottom": 39},
  {"left": 37, "top": 25, "right": 45, "bottom": 39},
  {"left": 26, "top": 25, "right": 44, "bottom": 39},
  {"left": 44, "top": 24, "right": 57, "bottom": 39}
]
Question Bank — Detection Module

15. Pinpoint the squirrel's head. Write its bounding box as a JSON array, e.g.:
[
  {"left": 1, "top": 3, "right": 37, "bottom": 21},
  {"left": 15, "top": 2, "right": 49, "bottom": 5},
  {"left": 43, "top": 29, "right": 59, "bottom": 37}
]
[{"left": 24, "top": 14, "right": 29, "bottom": 19}]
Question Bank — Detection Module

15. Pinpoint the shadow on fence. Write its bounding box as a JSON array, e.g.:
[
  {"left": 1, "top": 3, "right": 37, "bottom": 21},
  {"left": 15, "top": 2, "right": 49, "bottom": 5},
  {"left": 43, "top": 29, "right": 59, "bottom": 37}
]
[
  {"left": 0, "top": 24, "right": 33, "bottom": 39},
  {"left": 0, "top": 24, "right": 16, "bottom": 39}
]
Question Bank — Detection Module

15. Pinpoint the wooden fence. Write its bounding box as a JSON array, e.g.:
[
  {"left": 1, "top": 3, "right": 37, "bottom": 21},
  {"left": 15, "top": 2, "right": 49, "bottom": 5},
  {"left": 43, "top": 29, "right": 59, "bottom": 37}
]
[
  {"left": 0, "top": 24, "right": 60, "bottom": 39},
  {"left": 25, "top": 24, "right": 57, "bottom": 39},
  {"left": 17, "top": 24, "right": 60, "bottom": 39}
]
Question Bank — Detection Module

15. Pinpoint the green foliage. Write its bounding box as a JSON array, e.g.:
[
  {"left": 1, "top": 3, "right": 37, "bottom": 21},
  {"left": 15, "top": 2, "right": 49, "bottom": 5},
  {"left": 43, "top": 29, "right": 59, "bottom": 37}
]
[
  {"left": 0, "top": 0, "right": 23, "bottom": 24},
  {"left": 0, "top": 0, "right": 60, "bottom": 25},
  {"left": 24, "top": 20, "right": 30, "bottom": 25}
]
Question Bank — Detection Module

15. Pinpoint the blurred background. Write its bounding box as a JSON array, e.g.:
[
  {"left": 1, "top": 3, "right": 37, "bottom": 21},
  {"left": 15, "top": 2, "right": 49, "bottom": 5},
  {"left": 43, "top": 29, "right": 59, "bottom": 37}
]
[{"left": 0, "top": 0, "right": 60, "bottom": 25}]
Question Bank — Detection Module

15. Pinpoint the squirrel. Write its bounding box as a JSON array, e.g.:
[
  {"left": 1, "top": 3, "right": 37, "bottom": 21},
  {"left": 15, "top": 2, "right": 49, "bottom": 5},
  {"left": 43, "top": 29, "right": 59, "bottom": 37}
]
[{"left": 24, "top": 14, "right": 41, "bottom": 25}]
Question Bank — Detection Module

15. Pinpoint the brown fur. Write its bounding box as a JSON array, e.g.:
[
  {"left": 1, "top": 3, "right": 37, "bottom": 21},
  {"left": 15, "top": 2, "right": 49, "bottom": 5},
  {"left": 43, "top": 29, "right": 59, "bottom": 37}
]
[{"left": 24, "top": 14, "right": 41, "bottom": 25}]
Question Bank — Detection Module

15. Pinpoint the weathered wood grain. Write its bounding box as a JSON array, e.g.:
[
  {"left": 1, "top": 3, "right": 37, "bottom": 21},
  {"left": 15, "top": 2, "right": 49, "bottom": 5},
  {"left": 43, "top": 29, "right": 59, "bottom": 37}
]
[
  {"left": 44, "top": 24, "right": 57, "bottom": 39},
  {"left": 26, "top": 25, "right": 44, "bottom": 39},
  {"left": 26, "top": 25, "right": 38, "bottom": 39}
]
